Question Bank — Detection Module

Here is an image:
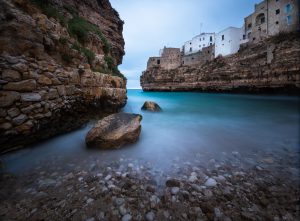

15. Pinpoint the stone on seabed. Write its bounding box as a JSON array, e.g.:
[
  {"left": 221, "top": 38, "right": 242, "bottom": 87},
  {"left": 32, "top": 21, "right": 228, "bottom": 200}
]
[
  {"left": 85, "top": 113, "right": 142, "bottom": 149},
  {"left": 204, "top": 178, "right": 217, "bottom": 187}
]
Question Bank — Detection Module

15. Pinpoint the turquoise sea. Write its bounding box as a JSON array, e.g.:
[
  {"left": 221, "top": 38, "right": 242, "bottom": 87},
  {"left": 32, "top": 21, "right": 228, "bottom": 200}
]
[{"left": 1, "top": 90, "right": 299, "bottom": 174}]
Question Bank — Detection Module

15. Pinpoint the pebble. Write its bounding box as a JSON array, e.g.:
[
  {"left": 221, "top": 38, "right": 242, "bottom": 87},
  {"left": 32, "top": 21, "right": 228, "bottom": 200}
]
[
  {"left": 115, "top": 198, "right": 125, "bottom": 206},
  {"left": 86, "top": 198, "right": 94, "bottom": 204},
  {"left": 30, "top": 208, "right": 37, "bottom": 214},
  {"left": 188, "top": 174, "right": 198, "bottom": 182},
  {"left": 145, "top": 211, "right": 155, "bottom": 221},
  {"left": 214, "top": 207, "right": 222, "bottom": 218},
  {"left": 105, "top": 175, "right": 112, "bottom": 181},
  {"left": 204, "top": 178, "right": 217, "bottom": 187},
  {"left": 119, "top": 205, "right": 127, "bottom": 216},
  {"left": 171, "top": 187, "right": 180, "bottom": 195},
  {"left": 122, "top": 214, "right": 132, "bottom": 221},
  {"left": 166, "top": 178, "right": 181, "bottom": 187}
]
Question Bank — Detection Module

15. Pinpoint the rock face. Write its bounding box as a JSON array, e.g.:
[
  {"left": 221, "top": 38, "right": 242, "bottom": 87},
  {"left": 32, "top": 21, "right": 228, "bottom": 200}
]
[
  {"left": 141, "top": 33, "right": 300, "bottom": 94},
  {"left": 141, "top": 101, "right": 162, "bottom": 112},
  {"left": 86, "top": 113, "right": 142, "bottom": 149},
  {"left": 0, "top": 0, "right": 127, "bottom": 152}
]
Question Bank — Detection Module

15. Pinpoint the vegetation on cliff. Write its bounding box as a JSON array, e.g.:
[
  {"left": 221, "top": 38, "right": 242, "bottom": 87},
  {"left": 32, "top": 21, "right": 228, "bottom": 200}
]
[{"left": 30, "top": 0, "right": 125, "bottom": 79}]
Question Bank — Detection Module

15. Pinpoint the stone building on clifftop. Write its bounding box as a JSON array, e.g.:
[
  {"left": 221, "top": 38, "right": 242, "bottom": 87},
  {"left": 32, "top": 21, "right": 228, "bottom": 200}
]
[
  {"left": 145, "top": 0, "right": 300, "bottom": 71},
  {"left": 245, "top": 0, "right": 300, "bottom": 43},
  {"left": 183, "top": 33, "right": 215, "bottom": 55},
  {"left": 147, "top": 47, "right": 181, "bottom": 70}
]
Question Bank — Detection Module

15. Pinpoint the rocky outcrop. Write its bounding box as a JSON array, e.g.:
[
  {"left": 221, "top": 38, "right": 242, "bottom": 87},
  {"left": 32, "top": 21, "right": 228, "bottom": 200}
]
[
  {"left": 86, "top": 113, "right": 142, "bottom": 149},
  {"left": 141, "top": 101, "right": 162, "bottom": 112},
  {"left": 141, "top": 33, "right": 300, "bottom": 94},
  {"left": 0, "top": 0, "right": 127, "bottom": 152}
]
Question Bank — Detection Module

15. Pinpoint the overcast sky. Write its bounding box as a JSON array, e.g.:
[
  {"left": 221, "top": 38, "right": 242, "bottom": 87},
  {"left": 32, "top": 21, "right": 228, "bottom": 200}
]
[{"left": 110, "top": 0, "right": 261, "bottom": 89}]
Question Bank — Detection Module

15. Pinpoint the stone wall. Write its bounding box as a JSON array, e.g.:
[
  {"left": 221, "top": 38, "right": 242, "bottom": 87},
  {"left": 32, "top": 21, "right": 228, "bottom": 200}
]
[
  {"left": 160, "top": 48, "right": 181, "bottom": 70},
  {"left": 0, "top": 0, "right": 127, "bottom": 152},
  {"left": 141, "top": 32, "right": 300, "bottom": 94},
  {"left": 147, "top": 57, "right": 161, "bottom": 69},
  {"left": 0, "top": 54, "right": 127, "bottom": 152}
]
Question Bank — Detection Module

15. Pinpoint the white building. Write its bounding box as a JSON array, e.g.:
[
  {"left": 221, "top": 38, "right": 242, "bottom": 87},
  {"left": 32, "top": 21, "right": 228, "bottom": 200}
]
[
  {"left": 183, "top": 33, "right": 215, "bottom": 55},
  {"left": 214, "top": 27, "right": 245, "bottom": 58}
]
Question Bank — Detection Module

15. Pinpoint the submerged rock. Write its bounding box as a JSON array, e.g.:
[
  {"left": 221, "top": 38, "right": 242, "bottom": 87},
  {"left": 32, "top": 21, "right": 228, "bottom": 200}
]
[
  {"left": 141, "top": 101, "right": 162, "bottom": 112},
  {"left": 85, "top": 113, "right": 142, "bottom": 149}
]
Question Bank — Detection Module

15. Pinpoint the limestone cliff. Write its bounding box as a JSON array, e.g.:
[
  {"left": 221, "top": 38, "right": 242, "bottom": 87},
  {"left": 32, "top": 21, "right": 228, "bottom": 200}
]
[
  {"left": 0, "top": 0, "right": 127, "bottom": 152},
  {"left": 141, "top": 33, "right": 300, "bottom": 94}
]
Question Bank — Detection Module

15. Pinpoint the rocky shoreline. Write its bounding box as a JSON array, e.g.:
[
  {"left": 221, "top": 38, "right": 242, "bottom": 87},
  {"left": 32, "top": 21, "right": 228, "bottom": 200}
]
[{"left": 1, "top": 146, "right": 299, "bottom": 221}]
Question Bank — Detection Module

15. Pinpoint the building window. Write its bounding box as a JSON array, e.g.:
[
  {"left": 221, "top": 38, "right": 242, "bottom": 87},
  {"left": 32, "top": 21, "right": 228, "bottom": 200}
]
[
  {"left": 247, "top": 32, "right": 251, "bottom": 38},
  {"left": 190, "top": 42, "right": 192, "bottom": 45},
  {"left": 157, "top": 60, "right": 160, "bottom": 65},
  {"left": 222, "top": 35, "right": 224, "bottom": 40},
  {"left": 190, "top": 47, "right": 192, "bottom": 52},
  {"left": 203, "top": 38, "right": 205, "bottom": 40},
  {"left": 256, "top": 13, "right": 265, "bottom": 25},
  {"left": 287, "top": 15, "right": 292, "bottom": 25},
  {"left": 203, "top": 44, "right": 205, "bottom": 47},
  {"left": 210, "top": 43, "right": 212, "bottom": 46},
  {"left": 243, "top": 34, "right": 246, "bottom": 40},
  {"left": 276, "top": 9, "right": 280, "bottom": 14},
  {"left": 253, "top": 37, "right": 256, "bottom": 41},
  {"left": 247, "top": 23, "right": 252, "bottom": 29},
  {"left": 285, "top": 4, "right": 292, "bottom": 13},
  {"left": 210, "top": 36, "right": 213, "bottom": 42},
  {"left": 276, "top": 21, "right": 279, "bottom": 25}
]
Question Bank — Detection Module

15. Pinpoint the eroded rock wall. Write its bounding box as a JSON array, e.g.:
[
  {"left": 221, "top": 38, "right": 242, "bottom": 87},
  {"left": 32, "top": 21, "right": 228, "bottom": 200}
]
[
  {"left": 141, "top": 33, "right": 300, "bottom": 94},
  {"left": 0, "top": 0, "right": 127, "bottom": 152}
]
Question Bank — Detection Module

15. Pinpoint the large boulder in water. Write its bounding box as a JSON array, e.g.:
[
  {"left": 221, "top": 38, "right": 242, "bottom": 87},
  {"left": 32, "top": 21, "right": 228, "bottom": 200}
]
[
  {"left": 85, "top": 113, "right": 142, "bottom": 149},
  {"left": 141, "top": 101, "right": 162, "bottom": 112}
]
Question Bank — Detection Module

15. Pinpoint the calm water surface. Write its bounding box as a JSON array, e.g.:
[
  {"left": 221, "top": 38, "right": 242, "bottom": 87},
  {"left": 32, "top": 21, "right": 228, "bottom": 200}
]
[{"left": 1, "top": 90, "right": 299, "bottom": 174}]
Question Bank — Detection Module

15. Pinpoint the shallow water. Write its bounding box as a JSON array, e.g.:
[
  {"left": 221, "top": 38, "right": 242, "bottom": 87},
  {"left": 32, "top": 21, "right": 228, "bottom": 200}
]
[{"left": 1, "top": 90, "right": 299, "bottom": 175}]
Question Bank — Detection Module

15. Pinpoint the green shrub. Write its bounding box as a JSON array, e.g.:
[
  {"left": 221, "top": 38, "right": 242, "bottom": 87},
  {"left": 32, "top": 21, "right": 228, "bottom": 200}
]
[
  {"left": 59, "top": 37, "right": 68, "bottom": 45},
  {"left": 81, "top": 48, "right": 95, "bottom": 65},
  {"left": 92, "top": 66, "right": 108, "bottom": 73},
  {"left": 68, "top": 16, "right": 90, "bottom": 43},
  {"left": 64, "top": 4, "right": 78, "bottom": 16},
  {"left": 67, "top": 16, "right": 110, "bottom": 54},
  {"left": 61, "top": 53, "right": 72, "bottom": 63},
  {"left": 31, "top": 0, "right": 66, "bottom": 26},
  {"left": 71, "top": 43, "right": 95, "bottom": 65},
  {"left": 112, "top": 68, "right": 126, "bottom": 80},
  {"left": 104, "top": 56, "right": 115, "bottom": 70},
  {"left": 71, "top": 42, "right": 81, "bottom": 51}
]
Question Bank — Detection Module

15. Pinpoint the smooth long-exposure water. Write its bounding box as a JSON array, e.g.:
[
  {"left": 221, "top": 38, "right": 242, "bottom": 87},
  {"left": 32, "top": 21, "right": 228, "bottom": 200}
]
[
  {"left": 1, "top": 90, "right": 299, "bottom": 174},
  {"left": 1, "top": 90, "right": 300, "bottom": 220}
]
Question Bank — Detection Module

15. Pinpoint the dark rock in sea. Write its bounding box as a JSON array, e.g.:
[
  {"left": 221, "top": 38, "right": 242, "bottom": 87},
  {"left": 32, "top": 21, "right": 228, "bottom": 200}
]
[
  {"left": 141, "top": 101, "right": 162, "bottom": 112},
  {"left": 85, "top": 113, "right": 142, "bottom": 149}
]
